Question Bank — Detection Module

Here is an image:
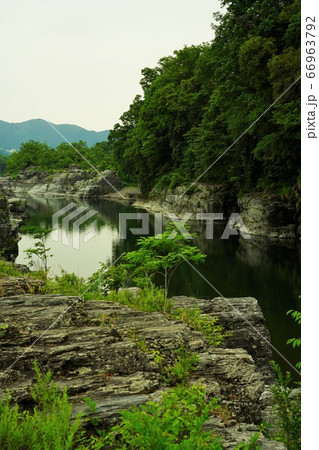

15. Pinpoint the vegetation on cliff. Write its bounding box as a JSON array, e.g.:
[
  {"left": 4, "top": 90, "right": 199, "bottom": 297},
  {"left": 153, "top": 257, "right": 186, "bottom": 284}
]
[
  {"left": 107, "top": 0, "right": 300, "bottom": 198},
  {"left": 3, "top": 140, "right": 114, "bottom": 176}
]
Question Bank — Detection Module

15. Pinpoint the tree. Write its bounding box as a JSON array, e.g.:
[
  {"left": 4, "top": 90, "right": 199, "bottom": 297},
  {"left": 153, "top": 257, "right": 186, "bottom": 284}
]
[
  {"left": 0, "top": 155, "right": 9, "bottom": 176},
  {"left": 5, "top": 141, "right": 55, "bottom": 175},
  {"left": 105, "top": 0, "right": 300, "bottom": 199},
  {"left": 124, "top": 223, "right": 206, "bottom": 306},
  {"left": 21, "top": 226, "right": 52, "bottom": 273}
]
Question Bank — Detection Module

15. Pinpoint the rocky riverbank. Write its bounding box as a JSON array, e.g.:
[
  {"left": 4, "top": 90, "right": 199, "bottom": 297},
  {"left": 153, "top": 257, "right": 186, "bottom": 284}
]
[
  {"left": 0, "top": 188, "right": 26, "bottom": 261},
  {"left": 0, "top": 167, "right": 124, "bottom": 199},
  {"left": 134, "top": 184, "right": 300, "bottom": 240},
  {"left": 0, "top": 285, "right": 285, "bottom": 448}
]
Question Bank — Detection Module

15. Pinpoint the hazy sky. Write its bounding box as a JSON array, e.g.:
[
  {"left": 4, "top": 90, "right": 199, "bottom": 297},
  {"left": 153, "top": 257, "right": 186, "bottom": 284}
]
[{"left": 0, "top": 0, "right": 222, "bottom": 131}]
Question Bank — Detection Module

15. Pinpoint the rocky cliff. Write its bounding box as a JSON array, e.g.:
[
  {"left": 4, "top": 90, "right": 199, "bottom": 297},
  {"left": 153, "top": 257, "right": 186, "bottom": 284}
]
[
  {"left": 0, "top": 189, "right": 25, "bottom": 261},
  {"left": 134, "top": 184, "right": 299, "bottom": 240},
  {"left": 0, "top": 167, "right": 123, "bottom": 198},
  {"left": 0, "top": 289, "right": 284, "bottom": 448}
]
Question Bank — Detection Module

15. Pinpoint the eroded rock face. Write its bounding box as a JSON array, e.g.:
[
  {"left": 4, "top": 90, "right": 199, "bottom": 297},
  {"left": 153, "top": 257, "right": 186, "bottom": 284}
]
[
  {"left": 136, "top": 184, "right": 232, "bottom": 217},
  {"left": 0, "top": 293, "right": 281, "bottom": 447},
  {"left": 0, "top": 190, "right": 21, "bottom": 260},
  {"left": 3, "top": 168, "right": 123, "bottom": 198},
  {"left": 0, "top": 277, "right": 44, "bottom": 297},
  {"left": 171, "top": 296, "right": 274, "bottom": 383},
  {"left": 135, "top": 185, "right": 299, "bottom": 239},
  {"left": 237, "top": 194, "right": 298, "bottom": 239}
]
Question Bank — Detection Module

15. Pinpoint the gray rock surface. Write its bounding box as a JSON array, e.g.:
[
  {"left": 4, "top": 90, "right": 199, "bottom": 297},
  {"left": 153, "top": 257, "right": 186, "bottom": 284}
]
[
  {"left": 171, "top": 296, "right": 275, "bottom": 383},
  {"left": 134, "top": 185, "right": 299, "bottom": 239},
  {"left": 0, "top": 189, "right": 22, "bottom": 260},
  {"left": 1, "top": 167, "right": 123, "bottom": 198},
  {"left": 135, "top": 184, "right": 230, "bottom": 217},
  {"left": 0, "top": 292, "right": 281, "bottom": 447},
  {"left": 237, "top": 194, "right": 297, "bottom": 239},
  {"left": 0, "top": 276, "right": 44, "bottom": 297}
]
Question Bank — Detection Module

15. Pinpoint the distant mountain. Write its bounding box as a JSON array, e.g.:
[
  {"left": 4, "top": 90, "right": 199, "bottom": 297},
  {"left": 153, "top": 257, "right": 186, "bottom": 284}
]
[{"left": 0, "top": 119, "right": 109, "bottom": 152}]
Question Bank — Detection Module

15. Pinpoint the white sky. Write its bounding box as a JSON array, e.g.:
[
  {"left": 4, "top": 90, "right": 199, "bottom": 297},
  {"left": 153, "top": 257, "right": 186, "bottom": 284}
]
[{"left": 0, "top": 0, "right": 221, "bottom": 131}]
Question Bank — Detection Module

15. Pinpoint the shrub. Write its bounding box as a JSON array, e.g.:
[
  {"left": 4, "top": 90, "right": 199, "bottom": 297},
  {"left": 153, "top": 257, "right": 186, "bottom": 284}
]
[
  {"left": 262, "top": 362, "right": 301, "bottom": 450},
  {"left": 153, "top": 347, "right": 199, "bottom": 386},
  {"left": 44, "top": 271, "right": 88, "bottom": 296},
  {"left": 0, "top": 362, "right": 84, "bottom": 449},
  {"left": 105, "top": 384, "right": 222, "bottom": 449},
  {"left": 0, "top": 260, "right": 23, "bottom": 277},
  {"left": 286, "top": 309, "right": 301, "bottom": 370},
  {"left": 87, "top": 263, "right": 127, "bottom": 294},
  {"left": 170, "top": 307, "right": 226, "bottom": 346},
  {"left": 107, "top": 286, "right": 170, "bottom": 313},
  {"left": 0, "top": 260, "right": 45, "bottom": 280}
]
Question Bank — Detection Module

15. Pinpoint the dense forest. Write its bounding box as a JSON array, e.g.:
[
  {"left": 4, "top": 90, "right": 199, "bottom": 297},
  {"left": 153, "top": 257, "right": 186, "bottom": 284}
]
[
  {"left": 108, "top": 0, "right": 300, "bottom": 195},
  {"left": 2, "top": 140, "right": 113, "bottom": 176},
  {"left": 2, "top": 0, "right": 300, "bottom": 201}
]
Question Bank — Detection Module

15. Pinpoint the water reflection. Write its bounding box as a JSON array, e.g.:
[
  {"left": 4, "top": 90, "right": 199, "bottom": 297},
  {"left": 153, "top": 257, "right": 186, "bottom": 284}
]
[{"left": 16, "top": 195, "right": 301, "bottom": 374}]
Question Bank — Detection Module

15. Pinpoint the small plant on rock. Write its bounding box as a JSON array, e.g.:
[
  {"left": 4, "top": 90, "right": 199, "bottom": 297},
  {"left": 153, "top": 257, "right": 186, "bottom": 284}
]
[
  {"left": 170, "top": 307, "right": 227, "bottom": 346},
  {"left": 152, "top": 347, "right": 199, "bottom": 386}
]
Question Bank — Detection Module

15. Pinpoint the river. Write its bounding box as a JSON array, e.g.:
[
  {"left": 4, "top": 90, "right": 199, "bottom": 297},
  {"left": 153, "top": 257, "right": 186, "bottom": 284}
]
[{"left": 15, "top": 195, "right": 301, "bottom": 375}]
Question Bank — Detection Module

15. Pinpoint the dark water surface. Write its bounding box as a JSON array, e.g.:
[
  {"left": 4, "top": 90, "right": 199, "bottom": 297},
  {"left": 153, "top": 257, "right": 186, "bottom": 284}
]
[{"left": 16, "top": 195, "right": 301, "bottom": 376}]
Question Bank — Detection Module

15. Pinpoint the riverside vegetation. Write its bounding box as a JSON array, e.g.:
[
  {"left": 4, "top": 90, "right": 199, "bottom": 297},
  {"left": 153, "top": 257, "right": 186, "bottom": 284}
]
[{"left": 0, "top": 222, "right": 301, "bottom": 448}]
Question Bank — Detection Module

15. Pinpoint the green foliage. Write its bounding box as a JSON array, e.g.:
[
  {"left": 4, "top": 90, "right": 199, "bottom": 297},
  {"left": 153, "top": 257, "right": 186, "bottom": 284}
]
[
  {"left": 87, "top": 262, "right": 127, "bottom": 293},
  {"left": 163, "top": 347, "right": 199, "bottom": 386},
  {"left": 44, "top": 271, "right": 88, "bottom": 296},
  {"left": 105, "top": 384, "right": 222, "bottom": 449},
  {"left": 21, "top": 226, "right": 53, "bottom": 273},
  {"left": 152, "top": 347, "right": 199, "bottom": 386},
  {"left": 107, "top": 0, "right": 300, "bottom": 198},
  {"left": 286, "top": 309, "right": 301, "bottom": 369},
  {"left": 264, "top": 362, "right": 301, "bottom": 450},
  {"left": 170, "top": 307, "right": 226, "bottom": 346},
  {"left": 0, "top": 259, "right": 46, "bottom": 280},
  {"left": 107, "top": 286, "right": 169, "bottom": 313},
  {"left": 4, "top": 140, "right": 115, "bottom": 176},
  {"left": 124, "top": 222, "right": 206, "bottom": 301},
  {"left": 0, "top": 323, "right": 8, "bottom": 336},
  {"left": 0, "top": 362, "right": 84, "bottom": 449},
  {"left": 0, "top": 260, "right": 25, "bottom": 277},
  {"left": 235, "top": 433, "right": 261, "bottom": 450},
  {"left": 0, "top": 154, "right": 9, "bottom": 176}
]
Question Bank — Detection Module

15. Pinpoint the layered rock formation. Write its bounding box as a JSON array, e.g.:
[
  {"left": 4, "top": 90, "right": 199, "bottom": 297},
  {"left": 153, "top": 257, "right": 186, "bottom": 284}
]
[
  {"left": 0, "top": 167, "right": 123, "bottom": 198},
  {"left": 134, "top": 184, "right": 299, "bottom": 239},
  {"left": 135, "top": 184, "right": 230, "bottom": 216},
  {"left": 236, "top": 194, "right": 298, "bottom": 239},
  {"left": 0, "top": 291, "right": 283, "bottom": 448},
  {"left": 0, "top": 189, "right": 24, "bottom": 260}
]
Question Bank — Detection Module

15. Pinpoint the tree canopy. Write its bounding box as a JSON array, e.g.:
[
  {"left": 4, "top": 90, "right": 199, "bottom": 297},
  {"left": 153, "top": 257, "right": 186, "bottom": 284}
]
[{"left": 108, "top": 0, "right": 300, "bottom": 196}]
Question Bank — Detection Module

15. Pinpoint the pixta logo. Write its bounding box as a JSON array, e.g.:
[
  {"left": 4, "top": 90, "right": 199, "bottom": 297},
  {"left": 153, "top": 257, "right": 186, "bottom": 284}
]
[
  {"left": 119, "top": 212, "right": 251, "bottom": 240},
  {"left": 52, "top": 203, "right": 98, "bottom": 249}
]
